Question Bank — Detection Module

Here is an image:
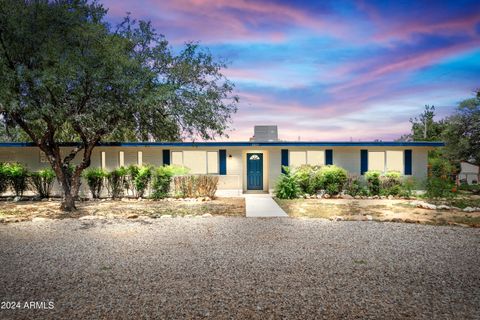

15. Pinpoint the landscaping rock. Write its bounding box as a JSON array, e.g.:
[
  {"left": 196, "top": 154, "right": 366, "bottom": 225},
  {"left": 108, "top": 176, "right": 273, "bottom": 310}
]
[
  {"left": 127, "top": 214, "right": 139, "bottom": 219},
  {"left": 380, "top": 196, "right": 386, "bottom": 199},
  {"left": 341, "top": 194, "right": 354, "bottom": 199},
  {"left": 13, "top": 196, "right": 22, "bottom": 202},
  {"left": 463, "top": 207, "right": 476, "bottom": 213},
  {"left": 184, "top": 214, "right": 193, "bottom": 218},
  {"left": 201, "top": 213, "right": 212, "bottom": 218},
  {"left": 160, "top": 215, "right": 172, "bottom": 219},
  {"left": 411, "top": 201, "right": 437, "bottom": 210},
  {"left": 387, "top": 195, "right": 394, "bottom": 200},
  {"left": 329, "top": 216, "right": 344, "bottom": 221},
  {"left": 354, "top": 195, "right": 361, "bottom": 199},
  {"left": 32, "top": 217, "right": 49, "bottom": 223},
  {"left": 436, "top": 205, "right": 451, "bottom": 210},
  {"left": 366, "top": 215, "right": 373, "bottom": 221},
  {"left": 323, "top": 194, "right": 331, "bottom": 199}
]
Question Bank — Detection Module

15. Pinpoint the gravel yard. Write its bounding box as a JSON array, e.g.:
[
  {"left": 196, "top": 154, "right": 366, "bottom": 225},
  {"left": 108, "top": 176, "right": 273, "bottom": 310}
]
[{"left": 1, "top": 218, "right": 479, "bottom": 319}]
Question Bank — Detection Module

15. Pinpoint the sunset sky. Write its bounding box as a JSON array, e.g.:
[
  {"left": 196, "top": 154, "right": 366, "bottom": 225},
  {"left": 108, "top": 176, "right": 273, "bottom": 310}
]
[{"left": 103, "top": 0, "right": 480, "bottom": 141}]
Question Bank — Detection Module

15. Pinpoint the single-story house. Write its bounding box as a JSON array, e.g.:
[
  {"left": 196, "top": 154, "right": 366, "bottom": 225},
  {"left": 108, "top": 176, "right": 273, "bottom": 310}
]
[
  {"left": 0, "top": 126, "right": 443, "bottom": 196},
  {"left": 458, "top": 161, "right": 479, "bottom": 185}
]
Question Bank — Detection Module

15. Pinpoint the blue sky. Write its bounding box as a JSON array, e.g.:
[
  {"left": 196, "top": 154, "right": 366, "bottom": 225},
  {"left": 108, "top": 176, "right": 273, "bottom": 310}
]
[{"left": 102, "top": 0, "right": 480, "bottom": 141}]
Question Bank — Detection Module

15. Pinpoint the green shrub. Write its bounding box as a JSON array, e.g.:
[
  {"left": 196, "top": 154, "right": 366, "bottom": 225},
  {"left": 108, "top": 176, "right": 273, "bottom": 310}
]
[
  {"left": 134, "top": 165, "right": 153, "bottom": 198},
  {"left": 4, "top": 163, "right": 30, "bottom": 197},
  {"left": 83, "top": 167, "right": 107, "bottom": 199},
  {"left": 318, "top": 165, "right": 348, "bottom": 195},
  {"left": 365, "top": 171, "right": 381, "bottom": 195},
  {"left": 0, "top": 163, "right": 8, "bottom": 194},
  {"left": 125, "top": 164, "right": 140, "bottom": 196},
  {"left": 151, "top": 165, "right": 190, "bottom": 199},
  {"left": 30, "top": 168, "right": 56, "bottom": 198},
  {"left": 426, "top": 157, "right": 456, "bottom": 199},
  {"left": 293, "top": 165, "right": 321, "bottom": 194},
  {"left": 344, "top": 175, "right": 362, "bottom": 196},
  {"left": 429, "top": 157, "right": 453, "bottom": 179},
  {"left": 380, "top": 171, "right": 402, "bottom": 196},
  {"left": 426, "top": 177, "right": 456, "bottom": 199},
  {"left": 274, "top": 166, "right": 301, "bottom": 199},
  {"left": 106, "top": 167, "right": 127, "bottom": 199},
  {"left": 399, "top": 177, "right": 416, "bottom": 198}
]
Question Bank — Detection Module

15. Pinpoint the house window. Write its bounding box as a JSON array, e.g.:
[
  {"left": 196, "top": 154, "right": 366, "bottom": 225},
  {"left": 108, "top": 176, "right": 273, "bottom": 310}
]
[
  {"left": 386, "top": 151, "right": 403, "bottom": 173},
  {"left": 183, "top": 151, "right": 207, "bottom": 174},
  {"left": 170, "top": 150, "right": 220, "bottom": 174},
  {"left": 307, "top": 150, "right": 325, "bottom": 166},
  {"left": 368, "top": 151, "right": 385, "bottom": 172},
  {"left": 207, "top": 152, "right": 219, "bottom": 174},
  {"left": 289, "top": 151, "right": 307, "bottom": 168},
  {"left": 171, "top": 151, "right": 183, "bottom": 166}
]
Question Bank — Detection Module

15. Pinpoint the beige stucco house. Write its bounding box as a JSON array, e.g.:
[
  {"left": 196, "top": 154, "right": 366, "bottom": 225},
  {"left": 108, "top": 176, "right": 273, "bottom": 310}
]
[{"left": 0, "top": 126, "right": 443, "bottom": 196}]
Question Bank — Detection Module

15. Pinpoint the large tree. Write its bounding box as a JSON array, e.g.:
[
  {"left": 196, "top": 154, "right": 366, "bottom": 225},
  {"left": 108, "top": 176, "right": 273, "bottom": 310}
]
[
  {"left": 398, "top": 105, "right": 446, "bottom": 142},
  {"left": 442, "top": 96, "right": 480, "bottom": 165},
  {"left": 0, "top": 0, "right": 238, "bottom": 210}
]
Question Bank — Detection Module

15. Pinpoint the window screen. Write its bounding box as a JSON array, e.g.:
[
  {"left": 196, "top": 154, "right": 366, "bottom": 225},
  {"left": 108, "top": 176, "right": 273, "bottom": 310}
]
[
  {"left": 368, "top": 151, "right": 385, "bottom": 172},
  {"left": 289, "top": 151, "right": 307, "bottom": 168},
  {"left": 307, "top": 151, "right": 325, "bottom": 166}
]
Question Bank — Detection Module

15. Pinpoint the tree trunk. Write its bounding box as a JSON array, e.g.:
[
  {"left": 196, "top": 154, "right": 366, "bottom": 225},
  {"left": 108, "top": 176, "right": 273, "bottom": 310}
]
[{"left": 60, "top": 191, "right": 76, "bottom": 211}]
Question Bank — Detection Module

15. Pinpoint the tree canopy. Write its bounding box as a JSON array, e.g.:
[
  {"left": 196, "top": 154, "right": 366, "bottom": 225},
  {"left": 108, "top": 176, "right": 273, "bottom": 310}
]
[
  {"left": 442, "top": 97, "right": 480, "bottom": 165},
  {"left": 0, "top": 0, "right": 238, "bottom": 210}
]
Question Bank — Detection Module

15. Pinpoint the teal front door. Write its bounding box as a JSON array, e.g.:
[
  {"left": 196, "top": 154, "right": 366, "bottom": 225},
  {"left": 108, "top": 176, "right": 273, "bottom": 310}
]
[{"left": 247, "top": 153, "right": 263, "bottom": 190}]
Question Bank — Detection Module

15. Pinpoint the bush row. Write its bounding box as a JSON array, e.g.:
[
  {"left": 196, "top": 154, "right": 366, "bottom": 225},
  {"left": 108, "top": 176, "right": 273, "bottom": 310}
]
[
  {"left": 274, "top": 164, "right": 415, "bottom": 199},
  {"left": 0, "top": 163, "right": 220, "bottom": 200},
  {"left": 82, "top": 164, "right": 220, "bottom": 199},
  {"left": 0, "top": 163, "right": 55, "bottom": 198}
]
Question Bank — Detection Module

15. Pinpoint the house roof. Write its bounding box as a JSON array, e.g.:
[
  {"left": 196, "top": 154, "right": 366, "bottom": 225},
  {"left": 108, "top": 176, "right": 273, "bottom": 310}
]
[{"left": 0, "top": 141, "right": 445, "bottom": 147}]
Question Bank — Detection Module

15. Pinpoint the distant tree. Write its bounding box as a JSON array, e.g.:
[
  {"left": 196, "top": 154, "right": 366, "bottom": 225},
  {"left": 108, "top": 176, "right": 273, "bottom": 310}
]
[
  {"left": 409, "top": 105, "right": 446, "bottom": 141},
  {"left": 0, "top": 0, "right": 238, "bottom": 211},
  {"left": 442, "top": 96, "right": 480, "bottom": 165}
]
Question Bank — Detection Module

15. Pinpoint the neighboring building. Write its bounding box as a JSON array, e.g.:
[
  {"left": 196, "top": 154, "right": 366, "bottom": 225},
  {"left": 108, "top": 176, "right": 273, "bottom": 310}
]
[
  {"left": 458, "top": 161, "right": 479, "bottom": 185},
  {"left": 0, "top": 126, "right": 443, "bottom": 196}
]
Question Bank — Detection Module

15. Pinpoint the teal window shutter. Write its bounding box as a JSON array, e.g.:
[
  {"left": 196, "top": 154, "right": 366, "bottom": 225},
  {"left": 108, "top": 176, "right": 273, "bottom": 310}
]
[
  {"left": 281, "top": 149, "right": 289, "bottom": 173},
  {"left": 162, "top": 150, "right": 170, "bottom": 165},
  {"left": 219, "top": 150, "right": 227, "bottom": 175},
  {"left": 404, "top": 150, "right": 412, "bottom": 175},
  {"left": 360, "top": 150, "right": 368, "bottom": 175},
  {"left": 325, "top": 149, "right": 333, "bottom": 165}
]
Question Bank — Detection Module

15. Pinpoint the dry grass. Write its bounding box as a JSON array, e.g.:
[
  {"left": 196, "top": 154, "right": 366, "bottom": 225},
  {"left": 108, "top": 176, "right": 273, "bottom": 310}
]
[
  {"left": 275, "top": 198, "right": 480, "bottom": 227},
  {"left": 0, "top": 197, "right": 245, "bottom": 221}
]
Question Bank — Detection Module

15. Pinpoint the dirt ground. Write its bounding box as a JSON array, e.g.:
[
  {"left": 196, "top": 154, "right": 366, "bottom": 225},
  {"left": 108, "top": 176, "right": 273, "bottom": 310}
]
[
  {"left": 0, "top": 197, "right": 245, "bottom": 222},
  {"left": 275, "top": 198, "right": 480, "bottom": 227}
]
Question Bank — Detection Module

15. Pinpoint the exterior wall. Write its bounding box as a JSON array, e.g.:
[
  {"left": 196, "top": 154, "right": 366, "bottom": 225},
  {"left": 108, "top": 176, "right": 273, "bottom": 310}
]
[
  {"left": 0, "top": 145, "right": 434, "bottom": 197},
  {"left": 459, "top": 162, "right": 479, "bottom": 184}
]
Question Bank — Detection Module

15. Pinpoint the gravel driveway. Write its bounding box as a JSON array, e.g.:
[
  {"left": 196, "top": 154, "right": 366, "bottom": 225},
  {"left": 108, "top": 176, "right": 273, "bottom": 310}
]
[{"left": 1, "top": 218, "right": 479, "bottom": 319}]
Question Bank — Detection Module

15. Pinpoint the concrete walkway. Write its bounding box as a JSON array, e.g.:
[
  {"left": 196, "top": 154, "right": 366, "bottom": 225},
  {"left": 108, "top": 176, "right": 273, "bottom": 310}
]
[{"left": 244, "top": 194, "right": 288, "bottom": 217}]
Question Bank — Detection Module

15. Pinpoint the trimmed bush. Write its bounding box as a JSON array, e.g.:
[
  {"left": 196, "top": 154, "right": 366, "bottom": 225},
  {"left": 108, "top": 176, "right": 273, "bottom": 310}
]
[
  {"left": 344, "top": 174, "right": 363, "bottom": 196},
  {"left": 426, "top": 157, "right": 456, "bottom": 199},
  {"left": 4, "top": 163, "right": 29, "bottom": 197},
  {"left": 196, "top": 175, "right": 219, "bottom": 198},
  {"left": 293, "top": 165, "right": 321, "bottom": 195},
  {"left": 125, "top": 164, "right": 140, "bottom": 196},
  {"left": 106, "top": 167, "right": 127, "bottom": 199},
  {"left": 151, "top": 165, "right": 190, "bottom": 199},
  {"left": 83, "top": 167, "right": 107, "bottom": 199},
  {"left": 30, "top": 168, "right": 56, "bottom": 198},
  {"left": 380, "top": 171, "right": 402, "bottom": 196},
  {"left": 134, "top": 165, "right": 153, "bottom": 198},
  {"left": 365, "top": 170, "right": 381, "bottom": 195},
  {"left": 173, "top": 174, "right": 219, "bottom": 198},
  {"left": 274, "top": 166, "right": 301, "bottom": 199},
  {"left": 0, "top": 163, "right": 8, "bottom": 194},
  {"left": 318, "top": 165, "right": 348, "bottom": 195}
]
